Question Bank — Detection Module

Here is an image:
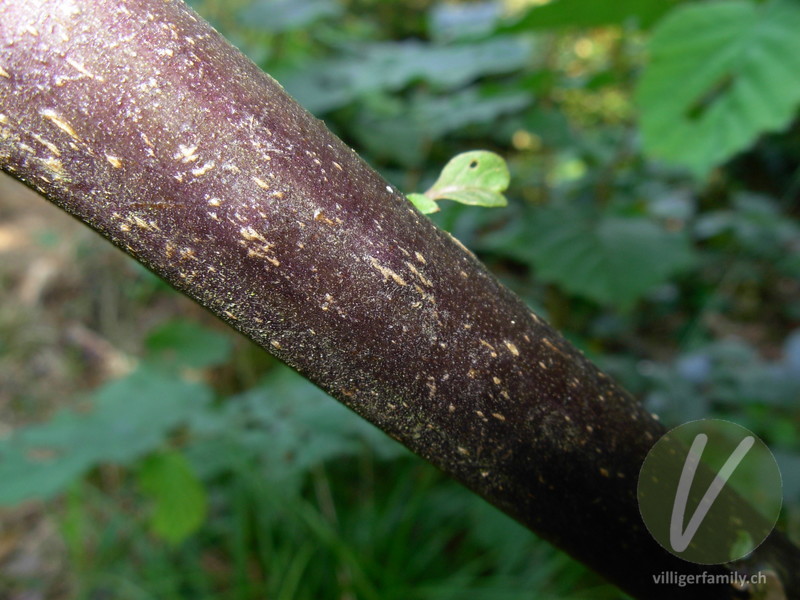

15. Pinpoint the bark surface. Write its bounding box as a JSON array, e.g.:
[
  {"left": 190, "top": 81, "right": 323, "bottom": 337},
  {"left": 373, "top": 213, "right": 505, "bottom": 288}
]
[{"left": 0, "top": 1, "right": 797, "bottom": 598}]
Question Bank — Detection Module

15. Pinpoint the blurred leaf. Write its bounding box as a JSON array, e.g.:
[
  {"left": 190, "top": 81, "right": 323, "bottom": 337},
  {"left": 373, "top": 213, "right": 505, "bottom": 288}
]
[
  {"left": 537, "top": 214, "right": 694, "bottom": 308},
  {"left": 146, "top": 319, "right": 233, "bottom": 369},
  {"left": 186, "top": 367, "right": 407, "bottom": 487},
  {"left": 277, "top": 37, "right": 533, "bottom": 114},
  {"left": 414, "top": 151, "right": 510, "bottom": 212},
  {"left": 694, "top": 193, "right": 800, "bottom": 259},
  {"left": 483, "top": 206, "right": 695, "bottom": 309},
  {"left": 503, "top": 0, "right": 680, "bottom": 32},
  {"left": 706, "top": 341, "right": 800, "bottom": 409},
  {"left": 137, "top": 450, "right": 207, "bottom": 545},
  {"left": 784, "top": 329, "right": 800, "bottom": 375},
  {"left": 466, "top": 499, "right": 538, "bottom": 572},
  {"left": 352, "top": 88, "right": 531, "bottom": 166},
  {"left": 0, "top": 368, "right": 212, "bottom": 505},
  {"left": 775, "top": 451, "right": 800, "bottom": 502},
  {"left": 239, "top": 0, "right": 341, "bottom": 33},
  {"left": 641, "top": 339, "right": 800, "bottom": 434},
  {"left": 637, "top": 0, "right": 800, "bottom": 176},
  {"left": 356, "top": 120, "right": 428, "bottom": 167},
  {"left": 428, "top": 1, "right": 503, "bottom": 42},
  {"left": 497, "top": 106, "right": 575, "bottom": 150},
  {"left": 413, "top": 88, "right": 532, "bottom": 136}
]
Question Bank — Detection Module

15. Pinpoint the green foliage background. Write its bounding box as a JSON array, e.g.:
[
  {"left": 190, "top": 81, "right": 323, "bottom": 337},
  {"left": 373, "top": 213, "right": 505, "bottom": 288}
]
[{"left": 1, "top": 0, "right": 799, "bottom": 598}]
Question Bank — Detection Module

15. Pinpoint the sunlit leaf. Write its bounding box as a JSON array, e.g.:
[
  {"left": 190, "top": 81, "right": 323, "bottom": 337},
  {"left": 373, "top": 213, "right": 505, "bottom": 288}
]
[
  {"left": 411, "top": 151, "right": 510, "bottom": 213},
  {"left": 407, "top": 193, "right": 440, "bottom": 214},
  {"left": 637, "top": 0, "right": 800, "bottom": 176},
  {"left": 137, "top": 450, "right": 207, "bottom": 545}
]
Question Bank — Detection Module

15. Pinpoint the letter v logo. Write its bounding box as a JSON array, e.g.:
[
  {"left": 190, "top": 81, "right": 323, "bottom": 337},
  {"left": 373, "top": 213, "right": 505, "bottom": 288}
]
[
  {"left": 669, "top": 433, "right": 754, "bottom": 552},
  {"left": 638, "top": 419, "right": 782, "bottom": 564}
]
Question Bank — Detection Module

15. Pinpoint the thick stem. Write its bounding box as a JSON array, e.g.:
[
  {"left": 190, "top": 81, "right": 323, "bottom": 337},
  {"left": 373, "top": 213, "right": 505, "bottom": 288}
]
[{"left": 0, "top": 1, "right": 796, "bottom": 598}]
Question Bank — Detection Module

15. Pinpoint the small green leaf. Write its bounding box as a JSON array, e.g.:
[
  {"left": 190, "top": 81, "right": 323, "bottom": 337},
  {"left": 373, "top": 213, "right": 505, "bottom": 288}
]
[
  {"left": 410, "top": 151, "right": 510, "bottom": 213},
  {"left": 137, "top": 450, "right": 207, "bottom": 545},
  {"left": 407, "top": 193, "right": 440, "bottom": 214}
]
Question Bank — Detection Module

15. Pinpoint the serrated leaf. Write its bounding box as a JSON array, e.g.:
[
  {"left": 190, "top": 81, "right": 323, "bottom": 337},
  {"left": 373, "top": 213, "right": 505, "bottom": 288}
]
[
  {"left": 137, "top": 450, "right": 207, "bottom": 545},
  {"left": 637, "top": 0, "right": 800, "bottom": 176},
  {"left": 482, "top": 207, "right": 695, "bottom": 309},
  {"left": 277, "top": 37, "right": 532, "bottom": 114},
  {"left": 536, "top": 212, "right": 694, "bottom": 308},
  {"left": 414, "top": 151, "right": 509, "bottom": 212}
]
